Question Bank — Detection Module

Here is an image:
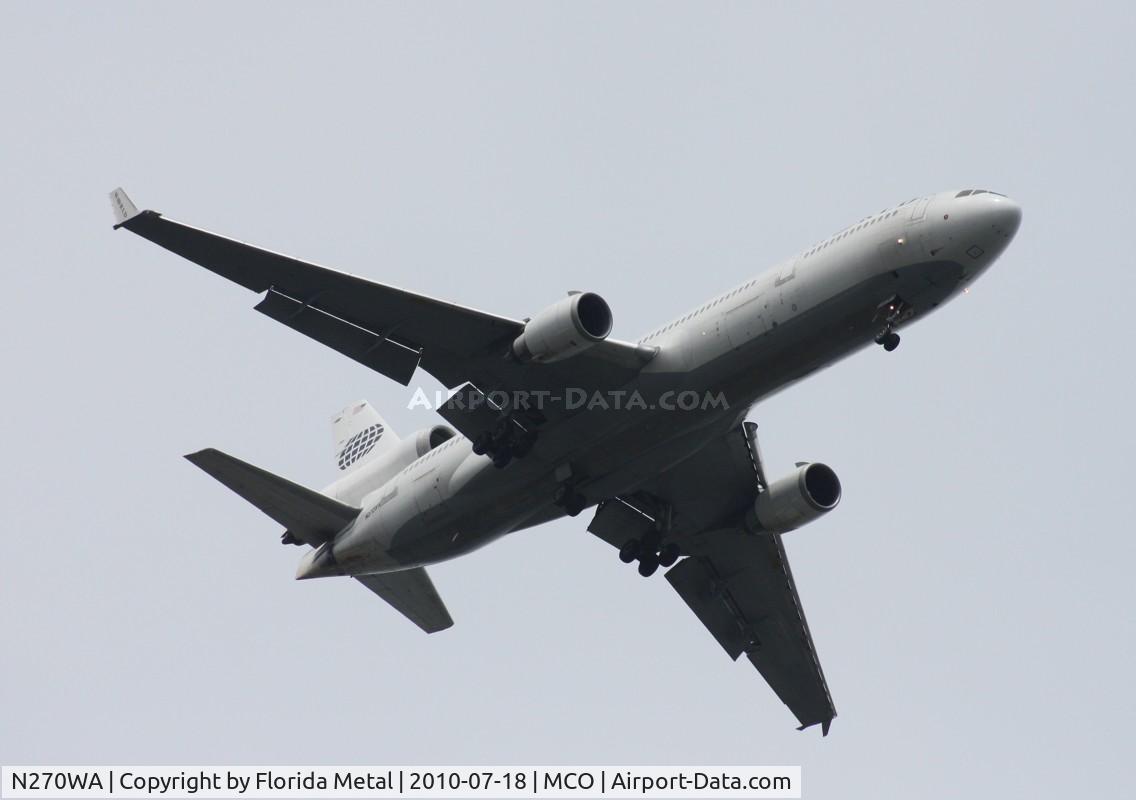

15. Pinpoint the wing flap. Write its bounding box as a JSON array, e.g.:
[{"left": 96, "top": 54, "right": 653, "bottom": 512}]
[
  {"left": 255, "top": 288, "right": 421, "bottom": 385},
  {"left": 355, "top": 569, "right": 454, "bottom": 633},
  {"left": 665, "top": 554, "right": 752, "bottom": 660},
  {"left": 116, "top": 204, "right": 522, "bottom": 363},
  {"left": 592, "top": 422, "right": 836, "bottom": 734},
  {"left": 112, "top": 191, "right": 653, "bottom": 429},
  {"left": 185, "top": 448, "right": 359, "bottom": 547},
  {"left": 435, "top": 384, "right": 503, "bottom": 441},
  {"left": 674, "top": 529, "right": 836, "bottom": 734},
  {"left": 587, "top": 498, "right": 655, "bottom": 550}
]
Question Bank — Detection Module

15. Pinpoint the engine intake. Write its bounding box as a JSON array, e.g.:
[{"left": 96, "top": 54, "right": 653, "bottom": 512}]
[
  {"left": 512, "top": 292, "right": 613, "bottom": 363},
  {"left": 748, "top": 462, "right": 841, "bottom": 534}
]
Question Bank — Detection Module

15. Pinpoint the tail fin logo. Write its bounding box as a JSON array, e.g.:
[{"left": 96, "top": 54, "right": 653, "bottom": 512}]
[{"left": 337, "top": 424, "right": 384, "bottom": 470}]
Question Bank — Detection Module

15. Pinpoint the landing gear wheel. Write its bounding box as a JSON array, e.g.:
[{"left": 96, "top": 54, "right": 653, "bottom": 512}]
[
  {"left": 882, "top": 332, "right": 900, "bottom": 352},
  {"left": 511, "top": 432, "right": 535, "bottom": 458},
  {"left": 491, "top": 451, "right": 512, "bottom": 469},
  {"left": 619, "top": 539, "right": 640, "bottom": 563},
  {"left": 564, "top": 493, "right": 586, "bottom": 517},
  {"left": 491, "top": 417, "right": 512, "bottom": 439},
  {"left": 471, "top": 432, "right": 491, "bottom": 456},
  {"left": 658, "top": 543, "right": 680, "bottom": 568},
  {"left": 638, "top": 553, "right": 659, "bottom": 577}
]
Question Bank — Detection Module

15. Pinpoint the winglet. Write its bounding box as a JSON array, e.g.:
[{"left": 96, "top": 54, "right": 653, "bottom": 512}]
[
  {"left": 109, "top": 187, "right": 141, "bottom": 229},
  {"left": 797, "top": 716, "right": 834, "bottom": 736}
]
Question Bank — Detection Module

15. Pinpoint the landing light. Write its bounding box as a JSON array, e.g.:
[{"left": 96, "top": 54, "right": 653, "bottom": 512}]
[{"left": 897, "top": 237, "right": 905, "bottom": 245}]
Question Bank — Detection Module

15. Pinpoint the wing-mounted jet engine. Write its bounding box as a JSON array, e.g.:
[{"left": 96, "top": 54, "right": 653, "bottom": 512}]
[
  {"left": 746, "top": 462, "right": 842, "bottom": 534},
  {"left": 512, "top": 292, "right": 613, "bottom": 363}
]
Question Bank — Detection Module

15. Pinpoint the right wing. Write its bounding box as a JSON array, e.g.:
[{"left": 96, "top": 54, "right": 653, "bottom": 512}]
[
  {"left": 666, "top": 527, "right": 835, "bottom": 735},
  {"left": 355, "top": 569, "right": 453, "bottom": 633},
  {"left": 588, "top": 422, "right": 835, "bottom": 734},
  {"left": 110, "top": 190, "right": 655, "bottom": 431}
]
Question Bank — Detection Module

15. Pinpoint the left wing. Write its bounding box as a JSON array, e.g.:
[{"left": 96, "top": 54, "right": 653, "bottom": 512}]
[
  {"left": 110, "top": 190, "right": 654, "bottom": 429},
  {"left": 589, "top": 422, "right": 836, "bottom": 734}
]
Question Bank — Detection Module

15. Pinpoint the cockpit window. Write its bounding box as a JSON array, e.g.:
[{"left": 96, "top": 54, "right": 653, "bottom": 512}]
[{"left": 956, "top": 189, "right": 1007, "bottom": 198}]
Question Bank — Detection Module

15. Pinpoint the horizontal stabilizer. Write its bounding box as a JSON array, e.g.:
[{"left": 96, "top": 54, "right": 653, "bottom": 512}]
[
  {"left": 185, "top": 448, "right": 359, "bottom": 547},
  {"left": 355, "top": 569, "right": 454, "bottom": 633}
]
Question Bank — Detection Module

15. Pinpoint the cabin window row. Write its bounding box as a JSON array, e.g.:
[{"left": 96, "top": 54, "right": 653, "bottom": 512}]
[
  {"left": 641, "top": 275, "right": 768, "bottom": 342},
  {"left": 804, "top": 207, "right": 904, "bottom": 258}
]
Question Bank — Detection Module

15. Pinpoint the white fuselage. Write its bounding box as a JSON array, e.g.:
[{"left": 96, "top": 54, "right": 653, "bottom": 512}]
[{"left": 301, "top": 189, "right": 1021, "bottom": 578}]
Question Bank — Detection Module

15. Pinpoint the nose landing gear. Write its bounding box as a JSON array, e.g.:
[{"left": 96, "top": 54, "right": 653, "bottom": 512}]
[
  {"left": 874, "top": 295, "right": 910, "bottom": 352},
  {"left": 876, "top": 330, "right": 901, "bottom": 351}
]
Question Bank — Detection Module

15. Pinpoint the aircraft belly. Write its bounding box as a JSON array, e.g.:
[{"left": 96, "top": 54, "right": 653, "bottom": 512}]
[
  {"left": 716, "top": 259, "right": 966, "bottom": 404},
  {"left": 382, "top": 454, "right": 534, "bottom": 568},
  {"left": 336, "top": 259, "right": 968, "bottom": 574},
  {"left": 572, "top": 262, "right": 966, "bottom": 505}
]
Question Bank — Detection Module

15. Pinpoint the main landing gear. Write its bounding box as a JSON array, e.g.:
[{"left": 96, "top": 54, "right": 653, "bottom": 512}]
[
  {"left": 618, "top": 504, "right": 680, "bottom": 577},
  {"left": 553, "top": 484, "right": 587, "bottom": 517},
  {"left": 471, "top": 415, "right": 537, "bottom": 468}
]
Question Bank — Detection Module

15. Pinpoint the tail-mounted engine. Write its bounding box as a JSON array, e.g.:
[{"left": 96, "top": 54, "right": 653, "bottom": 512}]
[
  {"left": 747, "top": 462, "right": 842, "bottom": 534},
  {"left": 512, "top": 292, "right": 613, "bottom": 363}
]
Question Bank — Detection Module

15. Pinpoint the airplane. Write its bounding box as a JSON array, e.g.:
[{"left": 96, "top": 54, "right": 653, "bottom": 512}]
[{"left": 110, "top": 186, "right": 1021, "bottom": 734}]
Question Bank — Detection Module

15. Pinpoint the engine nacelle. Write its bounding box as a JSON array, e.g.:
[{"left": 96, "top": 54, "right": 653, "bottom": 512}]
[
  {"left": 368, "top": 424, "right": 455, "bottom": 483},
  {"left": 747, "top": 462, "right": 841, "bottom": 534},
  {"left": 411, "top": 424, "right": 458, "bottom": 456},
  {"left": 512, "top": 292, "right": 613, "bottom": 363},
  {"left": 327, "top": 424, "right": 457, "bottom": 505}
]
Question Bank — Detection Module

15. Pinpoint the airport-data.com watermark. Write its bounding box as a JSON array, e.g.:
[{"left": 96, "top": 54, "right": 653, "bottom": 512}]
[{"left": 407, "top": 387, "right": 730, "bottom": 413}]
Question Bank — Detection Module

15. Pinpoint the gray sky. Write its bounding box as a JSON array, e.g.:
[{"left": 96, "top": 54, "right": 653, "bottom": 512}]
[{"left": 3, "top": 2, "right": 1134, "bottom": 796}]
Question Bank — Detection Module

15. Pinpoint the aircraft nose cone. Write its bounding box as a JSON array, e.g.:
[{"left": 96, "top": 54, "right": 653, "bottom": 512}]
[
  {"left": 986, "top": 195, "right": 1022, "bottom": 240},
  {"left": 946, "top": 191, "right": 1022, "bottom": 271}
]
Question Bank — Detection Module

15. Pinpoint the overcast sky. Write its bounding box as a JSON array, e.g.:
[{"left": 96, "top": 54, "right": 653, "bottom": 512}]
[{"left": 2, "top": 3, "right": 1134, "bottom": 797}]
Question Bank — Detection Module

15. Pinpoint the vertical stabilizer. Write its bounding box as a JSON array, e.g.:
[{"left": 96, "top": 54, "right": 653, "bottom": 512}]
[{"left": 332, "top": 400, "right": 399, "bottom": 474}]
